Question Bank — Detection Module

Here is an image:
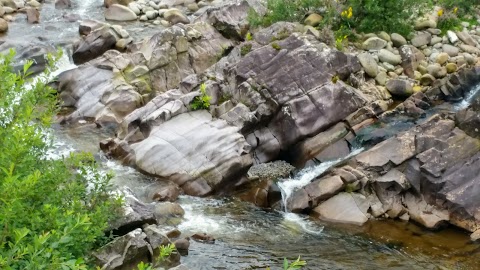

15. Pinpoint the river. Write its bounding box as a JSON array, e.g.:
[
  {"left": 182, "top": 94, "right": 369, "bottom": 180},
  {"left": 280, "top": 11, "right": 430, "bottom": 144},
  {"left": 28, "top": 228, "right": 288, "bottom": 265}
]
[{"left": 7, "top": 0, "right": 480, "bottom": 269}]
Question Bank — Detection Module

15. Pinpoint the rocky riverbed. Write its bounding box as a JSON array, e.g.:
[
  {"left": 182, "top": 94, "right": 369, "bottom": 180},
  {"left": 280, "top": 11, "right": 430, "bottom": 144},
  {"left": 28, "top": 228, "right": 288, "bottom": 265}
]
[{"left": 4, "top": 0, "right": 480, "bottom": 269}]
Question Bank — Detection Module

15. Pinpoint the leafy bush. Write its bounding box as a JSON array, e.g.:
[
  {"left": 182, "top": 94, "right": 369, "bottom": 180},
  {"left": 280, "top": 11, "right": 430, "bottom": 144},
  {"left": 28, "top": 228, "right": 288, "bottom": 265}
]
[
  {"left": 439, "top": 0, "right": 479, "bottom": 15},
  {"left": 437, "top": 12, "right": 462, "bottom": 34},
  {"left": 344, "top": 0, "right": 418, "bottom": 36},
  {"left": 248, "top": 0, "right": 443, "bottom": 37},
  {"left": 0, "top": 50, "right": 122, "bottom": 269},
  {"left": 136, "top": 243, "right": 177, "bottom": 270},
  {"left": 191, "top": 83, "right": 212, "bottom": 110},
  {"left": 248, "top": 0, "right": 326, "bottom": 27}
]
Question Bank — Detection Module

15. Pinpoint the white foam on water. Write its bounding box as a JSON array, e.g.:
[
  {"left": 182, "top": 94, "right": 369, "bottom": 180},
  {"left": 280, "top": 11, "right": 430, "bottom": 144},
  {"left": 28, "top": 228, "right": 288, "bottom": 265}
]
[
  {"left": 455, "top": 83, "right": 480, "bottom": 111},
  {"left": 278, "top": 148, "right": 364, "bottom": 212},
  {"left": 282, "top": 212, "right": 324, "bottom": 236}
]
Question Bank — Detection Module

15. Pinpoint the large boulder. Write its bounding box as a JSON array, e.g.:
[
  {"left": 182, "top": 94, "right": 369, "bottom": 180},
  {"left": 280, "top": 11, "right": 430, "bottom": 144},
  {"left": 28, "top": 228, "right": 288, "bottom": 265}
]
[
  {"left": 234, "top": 34, "right": 365, "bottom": 152},
  {"left": 56, "top": 22, "right": 233, "bottom": 125},
  {"left": 196, "top": 0, "right": 265, "bottom": 40},
  {"left": 72, "top": 26, "right": 118, "bottom": 65},
  {"left": 129, "top": 111, "right": 252, "bottom": 196}
]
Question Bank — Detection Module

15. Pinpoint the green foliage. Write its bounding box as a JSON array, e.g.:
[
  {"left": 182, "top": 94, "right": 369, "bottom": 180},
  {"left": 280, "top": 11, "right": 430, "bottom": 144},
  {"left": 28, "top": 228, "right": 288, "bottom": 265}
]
[
  {"left": 271, "top": 42, "right": 281, "bottom": 50},
  {"left": 246, "top": 32, "right": 253, "bottom": 41},
  {"left": 248, "top": 0, "right": 326, "bottom": 27},
  {"left": 344, "top": 0, "right": 418, "bottom": 36},
  {"left": 266, "top": 256, "right": 307, "bottom": 270},
  {"left": 283, "top": 256, "right": 307, "bottom": 270},
  {"left": 0, "top": 50, "right": 122, "bottom": 269},
  {"left": 437, "top": 12, "right": 462, "bottom": 35},
  {"left": 136, "top": 243, "right": 177, "bottom": 270},
  {"left": 439, "top": 0, "right": 479, "bottom": 15},
  {"left": 191, "top": 83, "right": 212, "bottom": 111},
  {"left": 241, "top": 44, "right": 253, "bottom": 56}
]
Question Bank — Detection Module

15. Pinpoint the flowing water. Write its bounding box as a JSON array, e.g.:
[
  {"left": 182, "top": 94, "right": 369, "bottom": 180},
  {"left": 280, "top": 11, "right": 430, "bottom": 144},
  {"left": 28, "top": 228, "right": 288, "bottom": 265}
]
[
  {"left": 6, "top": 1, "right": 480, "bottom": 269},
  {"left": 48, "top": 119, "right": 480, "bottom": 270},
  {"left": 278, "top": 148, "right": 364, "bottom": 213}
]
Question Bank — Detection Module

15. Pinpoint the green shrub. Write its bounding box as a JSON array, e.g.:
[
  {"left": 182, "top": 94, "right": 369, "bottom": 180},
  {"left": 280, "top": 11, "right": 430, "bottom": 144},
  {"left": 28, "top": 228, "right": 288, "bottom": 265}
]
[
  {"left": 191, "top": 83, "right": 212, "bottom": 110},
  {"left": 345, "top": 0, "right": 418, "bottom": 36},
  {"left": 0, "top": 50, "right": 122, "bottom": 269},
  {"left": 241, "top": 44, "right": 253, "bottom": 56},
  {"left": 437, "top": 12, "right": 462, "bottom": 34},
  {"left": 439, "top": 0, "right": 479, "bottom": 15},
  {"left": 136, "top": 243, "right": 177, "bottom": 270},
  {"left": 248, "top": 0, "right": 326, "bottom": 27}
]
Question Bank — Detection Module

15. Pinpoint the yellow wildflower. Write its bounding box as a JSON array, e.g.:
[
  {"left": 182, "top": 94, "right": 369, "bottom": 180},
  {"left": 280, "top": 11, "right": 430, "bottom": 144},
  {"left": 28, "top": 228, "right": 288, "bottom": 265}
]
[
  {"left": 438, "top": 9, "right": 444, "bottom": 17},
  {"left": 342, "top": 6, "right": 353, "bottom": 19},
  {"left": 453, "top": 7, "right": 458, "bottom": 14}
]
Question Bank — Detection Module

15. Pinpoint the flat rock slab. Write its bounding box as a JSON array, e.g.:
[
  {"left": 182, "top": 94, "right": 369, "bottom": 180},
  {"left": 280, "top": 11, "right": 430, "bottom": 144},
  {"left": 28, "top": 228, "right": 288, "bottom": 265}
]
[{"left": 312, "top": 192, "right": 369, "bottom": 226}]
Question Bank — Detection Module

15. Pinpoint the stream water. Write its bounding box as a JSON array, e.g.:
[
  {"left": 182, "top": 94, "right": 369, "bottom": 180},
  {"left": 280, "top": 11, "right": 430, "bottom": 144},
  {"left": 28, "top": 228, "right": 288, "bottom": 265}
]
[
  {"left": 6, "top": 0, "right": 480, "bottom": 269},
  {"left": 49, "top": 111, "right": 480, "bottom": 270}
]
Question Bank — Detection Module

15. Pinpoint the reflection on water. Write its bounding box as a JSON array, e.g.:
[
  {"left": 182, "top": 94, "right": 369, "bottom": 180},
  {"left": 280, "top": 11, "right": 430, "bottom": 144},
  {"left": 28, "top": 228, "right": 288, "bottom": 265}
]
[{"left": 50, "top": 120, "right": 480, "bottom": 270}]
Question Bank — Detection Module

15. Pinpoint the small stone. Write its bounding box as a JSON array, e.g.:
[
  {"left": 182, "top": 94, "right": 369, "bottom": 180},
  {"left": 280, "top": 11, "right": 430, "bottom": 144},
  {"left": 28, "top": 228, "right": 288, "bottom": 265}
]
[
  {"left": 304, "top": 13, "right": 322, "bottom": 27},
  {"left": 363, "top": 37, "right": 387, "bottom": 50},
  {"left": 459, "top": 44, "right": 480, "bottom": 54},
  {"left": 187, "top": 3, "right": 198, "bottom": 12},
  {"left": 413, "top": 85, "right": 422, "bottom": 93},
  {"left": 375, "top": 71, "right": 388, "bottom": 86},
  {"left": 420, "top": 73, "right": 435, "bottom": 86},
  {"left": 128, "top": 3, "right": 141, "bottom": 15},
  {"left": 457, "top": 30, "right": 478, "bottom": 46},
  {"left": 0, "top": 18, "right": 8, "bottom": 33},
  {"left": 160, "top": 19, "right": 170, "bottom": 27},
  {"left": 145, "top": 10, "right": 158, "bottom": 19},
  {"left": 378, "top": 31, "right": 391, "bottom": 42},
  {"left": 139, "top": 15, "right": 148, "bottom": 21},
  {"left": 414, "top": 71, "right": 422, "bottom": 80},
  {"left": 446, "top": 62, "right": 457, "bottom": 73},
  {"left": 386, "top": 78, "right": 414, "bottom": 96},
  {"left": 447, "top": 30, "right": 459, "bottom": 44},
  {"left": 358, "top": 52, "right": 378, "bottom": 78},
  {"left": 3, "top": 7, "right": 14, "bottom": 14},
  {"left": 426, "top": 28, "right": 441, "bottom": 35},
  {"left": 436, "top": 52, "right": 449, "bottom": 65},
  {"left": 442, "top": 44, "right": 459, "bottom": 57},
  {"left": 163, "top": 8, "right": 190, "bottom": 24},
  {"left": 417, "top": 65, "right": 428, "bottom": 75},
  {"left": 378, "top": 49, "right": 401, "bottom": 65},
  {"left": 27, "top": 0, "right": 41, "bottom": 7},
  {"left": 427, "top": 64, "right": 447, "bottom": 78},
  {"left": 391, "top": 33, "right": 407, "bottom": 47},
  {"left": 415, "top": 19, "right": 437, "bottom": 30},
  {"left": 430, "top": 36, "right": 442, "bottom": 45},
  {"left": 464, "top": 53, "right": 476, "bottom": 65},
  {"left": 411, "top": 32, "right": 432, "bottom": 47}
]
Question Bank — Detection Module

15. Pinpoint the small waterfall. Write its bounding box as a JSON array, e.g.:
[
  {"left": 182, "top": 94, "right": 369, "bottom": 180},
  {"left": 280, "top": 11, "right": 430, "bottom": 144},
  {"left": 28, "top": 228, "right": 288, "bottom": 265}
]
[
  {"left": 456, "top": 83, "right": 480, "bottom": 111},
  {"left": 278, "top": 148, "right": 364, "bottom": 212},
  {"left": 274, "top": 148, "right": 364, "bottom": 235}
]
